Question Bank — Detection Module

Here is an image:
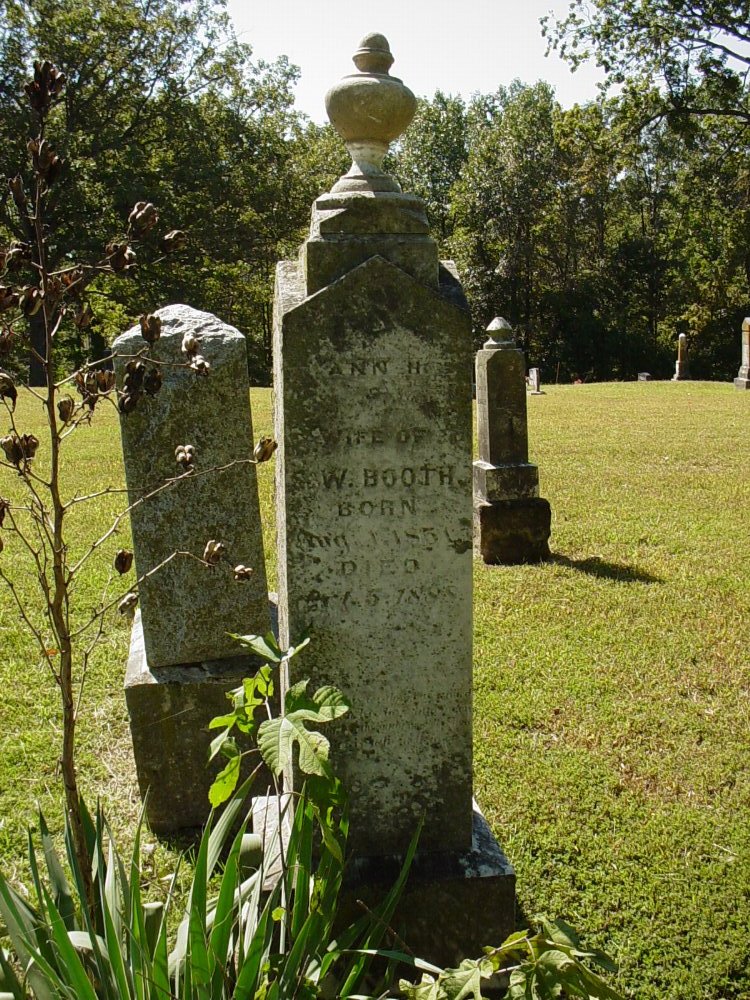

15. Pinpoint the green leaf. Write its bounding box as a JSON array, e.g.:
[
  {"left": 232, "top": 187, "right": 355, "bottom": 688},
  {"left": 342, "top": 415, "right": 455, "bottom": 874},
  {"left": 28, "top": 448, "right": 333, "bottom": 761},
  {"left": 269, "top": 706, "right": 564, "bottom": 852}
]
[
  {"left": 399, "top": 974, "right": 441, "bottom": 999},
  {"left": 243, "top": 666, "right": 274, "bottom": 713},
  {"left": 208, "top": 727, "right": 232, "bottom": 763},
  {"left": 229, "top": 631, "right": 283, "bottom": 662},
  {"left": 256, "top": 680, "right": 347, "bottom": 777},
  {"left": 209, "top": 754, "right": 241, "bottom": 808},
  {"left": 286, "top": 636, "right": 311, "bottom": 660},
  {"left": 186, "top": 816, "right": 211, "bottom": 998},
  {"left": 543, "top": 917, "right": 581, "bottom": 950},
  {"left": 207, "top": 712, "right": 237, "bottom": 730},
  {"left": 208, "top": 820, "right": 248, "bottom": 996},
  {"left": 285, "top": 681, "right": 349, "bottom": 722},
  {"left": 508, "top": 964, "right": 537, "bottom": 1000},
  {"left": 441, "top": 957, "right": 495, "bottom": 999},
  {"left": 0, "top": 868, "right": 56, "bottom": 1000},
  {"left": 535, "top": 950, "right": 572, "bottom": 998},
  {"left": 170, "top": 774, "right": 257, "bottom": 977},
  {"left": 258, "top": 714, "right": 331, "bottom": 777},
  {"left": 251, "top": 664, "right": 274, "bottom": 698}
]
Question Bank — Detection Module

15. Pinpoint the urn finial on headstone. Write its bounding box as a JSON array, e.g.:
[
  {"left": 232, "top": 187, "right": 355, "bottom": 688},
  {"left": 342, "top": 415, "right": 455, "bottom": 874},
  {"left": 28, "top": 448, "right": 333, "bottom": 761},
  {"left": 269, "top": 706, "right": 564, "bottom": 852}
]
[{"left": 325, "top": 33, "right": 416, "bottom": 193}]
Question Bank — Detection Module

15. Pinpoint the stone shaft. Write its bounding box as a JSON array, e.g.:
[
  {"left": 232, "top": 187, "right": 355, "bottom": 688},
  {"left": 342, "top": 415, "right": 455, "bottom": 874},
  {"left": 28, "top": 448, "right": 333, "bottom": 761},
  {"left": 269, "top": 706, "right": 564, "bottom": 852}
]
[
  {"left": 273, "top": 255, "right": 474, "bottom": 857},
  {"left": 477, "top": 341, "right": 530, "bottom": 466},
  {"left": 735, "top": 317, "right": 750, "bottom": 390},
  {"left": 113, "top": 305, "right": 270, "bottom": 668}
]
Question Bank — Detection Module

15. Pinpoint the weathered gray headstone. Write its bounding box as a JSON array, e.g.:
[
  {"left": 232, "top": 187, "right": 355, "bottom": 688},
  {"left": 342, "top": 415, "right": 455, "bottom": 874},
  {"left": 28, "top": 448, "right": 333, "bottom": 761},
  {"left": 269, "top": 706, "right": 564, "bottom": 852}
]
[
  {"left": 474, "top": 317, "right": 551, "bottom": 564},
  {"left": 114, "top": 304, "right": 270, "bottom": 666},
  {"left": 734, "top": 317, "right": 750, "bottom": 390},
  {"left": 113, "top": 304, "right": 272, "bottom": 831},
  {"left": 270, "top": 33, "right": 514, "bottom": 965},
  {"left": 638, "top": 372, "right": 652, "bottom": 381},
  {"left": 528, "top": 366, "right": 543, "bottom": 394},
  {"left": 673, "top": 331, "right": 690, "bottom": 381}
]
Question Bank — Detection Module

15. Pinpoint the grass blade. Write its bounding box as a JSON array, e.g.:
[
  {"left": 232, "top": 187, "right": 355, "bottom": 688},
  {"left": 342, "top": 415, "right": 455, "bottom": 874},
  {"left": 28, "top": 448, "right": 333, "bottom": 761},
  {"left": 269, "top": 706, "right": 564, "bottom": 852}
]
[
  {"left": 39, "top": 882, "right": 98, "bottom": 1000},
  {"left": 38, "top": 812, "right": 76, "bottom": 931}
]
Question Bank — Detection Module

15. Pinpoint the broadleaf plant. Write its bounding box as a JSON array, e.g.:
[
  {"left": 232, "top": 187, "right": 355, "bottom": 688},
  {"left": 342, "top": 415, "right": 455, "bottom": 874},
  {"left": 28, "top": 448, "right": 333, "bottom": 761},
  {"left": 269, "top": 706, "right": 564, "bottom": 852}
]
[{"left": 207, "top": 632, "right": 336, "bottom": 805}]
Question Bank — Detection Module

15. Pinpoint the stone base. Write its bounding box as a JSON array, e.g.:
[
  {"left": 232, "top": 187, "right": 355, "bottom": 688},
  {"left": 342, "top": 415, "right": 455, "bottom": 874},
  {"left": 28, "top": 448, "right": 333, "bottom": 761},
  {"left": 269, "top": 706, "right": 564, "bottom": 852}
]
[
  {"left": 474, "top": 460, "right": 539, "bottom": 502},
  {"left": 734, "top": 377, "right": 750, "bottom": 390},
  {"left": 672, "top": 363, "right": 690, "bottom": 381},
  {"left": 474, "top": 497, "right": 551, "bottom": 564},
  {"left": 125, "top": 610, "right": 276, "bottom": 834},
  {"left": 252, "top": 795, "right": 515, "bottom": 970}
]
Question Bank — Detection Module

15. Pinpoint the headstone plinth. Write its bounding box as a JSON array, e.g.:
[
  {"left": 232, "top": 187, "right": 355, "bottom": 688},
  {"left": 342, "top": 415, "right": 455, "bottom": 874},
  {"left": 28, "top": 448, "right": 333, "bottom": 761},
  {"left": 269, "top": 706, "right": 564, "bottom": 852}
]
[
  {"left": 734, "top": 317, "right": 750, "bottom": 389},
  {"left": 124, "top": 611, "right": 273, "bottom": 833},
  {"left": 270, "top": 34, "right": 514, "bottom": 961},
  {"left": 113, "top": 305, "right": 272, "bottom": 831},
  {"left": 474, "top": 318, "right": 551, "bottom": 564},
  {"left": 302, "top": 191, "right": 438, "bottom": 293}
]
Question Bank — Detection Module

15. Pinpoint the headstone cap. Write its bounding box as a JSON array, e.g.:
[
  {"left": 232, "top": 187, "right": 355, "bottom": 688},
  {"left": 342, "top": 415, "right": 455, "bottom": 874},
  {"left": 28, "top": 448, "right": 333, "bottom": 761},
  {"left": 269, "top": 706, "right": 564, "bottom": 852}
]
[
  {"left": 353, "top": 33, "right": 394, "bottom": 74},
  {"left": 484, "top": 316, "right": 514, "bottom": 349}
]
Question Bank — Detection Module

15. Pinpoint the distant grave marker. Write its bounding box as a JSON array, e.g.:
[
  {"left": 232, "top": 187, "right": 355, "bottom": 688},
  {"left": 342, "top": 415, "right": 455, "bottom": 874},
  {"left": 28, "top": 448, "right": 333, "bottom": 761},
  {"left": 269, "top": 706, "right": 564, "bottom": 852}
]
[
  {"left": 474, "top": 317, "right": 551, "bottom": 564},
  {"left": 673, "top": 331, "right": 691, "bottom": 381},
  {"left": 734, "top": 317, "right": 750, "bottom": 390},
  {"left": 528, "top": 366, "right": 543, "bottom": 394}
]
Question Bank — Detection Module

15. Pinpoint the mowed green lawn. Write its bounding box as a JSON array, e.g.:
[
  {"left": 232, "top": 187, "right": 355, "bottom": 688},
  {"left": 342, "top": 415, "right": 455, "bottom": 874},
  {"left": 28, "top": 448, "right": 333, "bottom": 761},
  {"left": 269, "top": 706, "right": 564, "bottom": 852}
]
[{"left": 1, "top": 381, "right": 749, "bottom": 999}]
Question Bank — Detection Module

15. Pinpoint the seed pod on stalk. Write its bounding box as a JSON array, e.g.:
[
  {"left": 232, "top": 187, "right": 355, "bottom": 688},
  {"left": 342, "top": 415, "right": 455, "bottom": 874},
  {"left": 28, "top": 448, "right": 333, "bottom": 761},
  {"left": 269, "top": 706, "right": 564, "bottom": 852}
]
[
  {"left": 0, "top": 372, "right": 17, "bottom": 411},
  {"left": 114, "top": 550, "right": 134, "bottom": 575}
]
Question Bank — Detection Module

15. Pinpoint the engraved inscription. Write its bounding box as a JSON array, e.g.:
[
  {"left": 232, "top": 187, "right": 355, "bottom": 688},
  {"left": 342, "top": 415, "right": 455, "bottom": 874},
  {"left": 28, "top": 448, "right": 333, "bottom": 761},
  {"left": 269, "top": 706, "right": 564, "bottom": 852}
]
[
  {"left": 337, "top": 498, "right": 417, "bottom": 517},
  {"left": 288, "top": 344, "right": 469, "bottom": 631},
  {"left": 296, "top": 582, "right": 459, "bottom": 614},
  {"left": 322, "top": 357, "right": 428, "bottom": 378},
  {"left": 322, "top": 465, "right": 455, "bottom": 490}
]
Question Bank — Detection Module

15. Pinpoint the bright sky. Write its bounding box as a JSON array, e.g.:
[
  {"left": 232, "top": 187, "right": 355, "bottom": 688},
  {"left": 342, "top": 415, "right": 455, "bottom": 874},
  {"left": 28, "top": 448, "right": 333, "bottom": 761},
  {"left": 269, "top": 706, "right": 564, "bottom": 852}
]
[{"left": 225, "top": 0, "right": 605, "bottom": 122}]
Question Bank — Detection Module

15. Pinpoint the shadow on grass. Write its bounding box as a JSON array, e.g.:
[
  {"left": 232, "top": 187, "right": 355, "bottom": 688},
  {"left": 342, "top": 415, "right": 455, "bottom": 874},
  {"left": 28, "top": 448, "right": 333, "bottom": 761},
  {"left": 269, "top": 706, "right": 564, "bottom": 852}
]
[{"left": 550, "top": 553, "right": 662, "bottom": 584}]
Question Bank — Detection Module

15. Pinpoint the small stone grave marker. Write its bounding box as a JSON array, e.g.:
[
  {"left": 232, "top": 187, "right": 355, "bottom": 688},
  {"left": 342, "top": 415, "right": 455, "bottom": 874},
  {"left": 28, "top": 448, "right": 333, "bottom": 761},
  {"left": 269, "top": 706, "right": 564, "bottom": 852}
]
[
  {"left": 474, "top": 318, "right": 551, "bottom": 564},
  {"left": 734, "top": 317, "right": 750, "bottom": 390}
]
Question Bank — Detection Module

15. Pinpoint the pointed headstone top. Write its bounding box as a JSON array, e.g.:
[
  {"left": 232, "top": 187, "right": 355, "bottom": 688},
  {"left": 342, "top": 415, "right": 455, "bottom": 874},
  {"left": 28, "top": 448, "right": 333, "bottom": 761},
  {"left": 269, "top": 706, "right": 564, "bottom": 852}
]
[
  {"left": 484, "top": 316, "right": 514, "bottom": 349},
  {"left": 325, "top": 33, "right": 416, "bottom": 193}
]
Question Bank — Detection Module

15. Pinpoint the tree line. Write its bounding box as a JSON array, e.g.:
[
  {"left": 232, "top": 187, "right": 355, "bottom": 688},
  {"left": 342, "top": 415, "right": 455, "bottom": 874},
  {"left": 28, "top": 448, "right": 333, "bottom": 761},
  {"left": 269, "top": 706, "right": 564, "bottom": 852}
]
[{"left": 1, "top": 0, "right": 747, "bottom": 384}]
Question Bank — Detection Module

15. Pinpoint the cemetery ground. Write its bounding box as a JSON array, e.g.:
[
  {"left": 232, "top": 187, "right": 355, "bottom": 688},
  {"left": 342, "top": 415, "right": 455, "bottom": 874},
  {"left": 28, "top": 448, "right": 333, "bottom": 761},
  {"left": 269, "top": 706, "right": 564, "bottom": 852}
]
[{"left": 1, "top": 380, "right": 749, "bottom": 1000}]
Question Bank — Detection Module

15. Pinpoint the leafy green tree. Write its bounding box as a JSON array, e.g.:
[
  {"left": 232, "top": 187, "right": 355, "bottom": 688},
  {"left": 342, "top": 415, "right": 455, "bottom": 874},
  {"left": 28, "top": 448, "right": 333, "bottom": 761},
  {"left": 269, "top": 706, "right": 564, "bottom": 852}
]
[
  {"left": 0, "top": 0, "right": 326, "bottom": 384},
  {"left": 543, "top": 0, "right": 750, "bottom": 127},
  {"left": 393, "top": 91, "right": 468, "bottom": 245},
  {"left": 450, "top": 81, "right": 559, "bottom": 351}
]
